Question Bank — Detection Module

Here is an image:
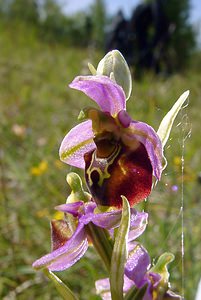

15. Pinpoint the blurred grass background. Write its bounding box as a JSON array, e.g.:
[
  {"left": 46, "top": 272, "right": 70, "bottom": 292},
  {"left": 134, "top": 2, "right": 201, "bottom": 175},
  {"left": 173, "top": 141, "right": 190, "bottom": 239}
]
[{"left": 0, "top": 5, "right": 201, "bottom": 299}]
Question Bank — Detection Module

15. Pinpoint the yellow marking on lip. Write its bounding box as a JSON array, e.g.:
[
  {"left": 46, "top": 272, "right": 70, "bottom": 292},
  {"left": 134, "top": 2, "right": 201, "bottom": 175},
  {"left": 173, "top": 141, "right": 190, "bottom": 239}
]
[
  {"left": 118, "top": 156, "right": 127, "bottom": 175},
  {"left": 87, "top": 144, "right": 121, "bottom": 187}
]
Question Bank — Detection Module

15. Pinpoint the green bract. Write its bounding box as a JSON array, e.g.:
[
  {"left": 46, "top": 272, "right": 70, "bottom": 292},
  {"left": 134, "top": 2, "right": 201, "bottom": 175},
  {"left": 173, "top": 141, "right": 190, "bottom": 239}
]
[
  {"left": 157, "top": 90, "right": 189, "bottom": 148},
  {"left": 110, "top": 196, "right": 130, "bottom": 300}
]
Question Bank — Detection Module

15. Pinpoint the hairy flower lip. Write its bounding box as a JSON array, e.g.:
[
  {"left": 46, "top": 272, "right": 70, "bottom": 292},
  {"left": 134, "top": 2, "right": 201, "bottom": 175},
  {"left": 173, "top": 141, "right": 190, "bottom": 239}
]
[{"left": 84, "top": 142, "right": 153, "bottom": 208}]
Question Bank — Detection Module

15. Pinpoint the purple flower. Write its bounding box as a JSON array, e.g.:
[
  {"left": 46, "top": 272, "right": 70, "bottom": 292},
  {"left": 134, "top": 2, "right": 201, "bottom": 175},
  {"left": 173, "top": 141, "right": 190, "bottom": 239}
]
[
  {"left": 32, "top": 201, "right": 148, "bottom": 271},
  {"left": 96, "top": 243, "right": 181, "bottom": 300},
  {"left": 60, "top": 75, "right": 163, "bottom": 208}
]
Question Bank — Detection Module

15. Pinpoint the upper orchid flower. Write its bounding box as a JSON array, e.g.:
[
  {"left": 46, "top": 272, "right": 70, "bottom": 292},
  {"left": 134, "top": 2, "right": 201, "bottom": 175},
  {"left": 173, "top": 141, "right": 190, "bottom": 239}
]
[
  {"left": 60, "top": 50, "right": 189, "bottom": 208},
  {"left": 60, "top": 75, "right": 163, "bottom": 208}
]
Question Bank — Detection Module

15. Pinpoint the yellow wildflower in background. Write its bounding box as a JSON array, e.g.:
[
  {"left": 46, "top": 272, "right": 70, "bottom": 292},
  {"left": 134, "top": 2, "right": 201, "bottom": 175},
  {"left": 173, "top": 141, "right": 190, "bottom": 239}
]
[{"left": 30, "top": 160, "right": 48, "bottom": 176}]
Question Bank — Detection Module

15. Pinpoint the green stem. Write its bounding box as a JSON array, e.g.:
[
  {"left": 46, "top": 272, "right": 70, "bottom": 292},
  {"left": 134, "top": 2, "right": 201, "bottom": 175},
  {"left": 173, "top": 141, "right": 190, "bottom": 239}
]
[
  {"left": 110, "top": 197, "right": 130, "bottom": 300},
  {"left": 124, "top": 284, "right": 147, "bottom": 300},
  {"left": 86, "top": 223, "right": 114, "bottom": 272}
]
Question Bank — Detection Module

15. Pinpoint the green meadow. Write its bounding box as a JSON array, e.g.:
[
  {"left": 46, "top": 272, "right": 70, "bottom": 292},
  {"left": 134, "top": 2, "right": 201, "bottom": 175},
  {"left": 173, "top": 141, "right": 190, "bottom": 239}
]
[{"left": 0, "top": 24, "right": 201, "bottom": 299}]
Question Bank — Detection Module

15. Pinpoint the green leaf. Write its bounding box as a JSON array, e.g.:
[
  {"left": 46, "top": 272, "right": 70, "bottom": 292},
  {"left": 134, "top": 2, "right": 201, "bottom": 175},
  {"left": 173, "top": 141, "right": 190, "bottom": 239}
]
[
  {"left": 124, "top": 284, "right": 147, "bottom": 300},
  {"left": 157, "top": 90, "right": 189, "bottom": 147},
  {"left": 110, "top": 196, "right": 130, "bottom": 300},
  {"left": 43, "top": 269, "right": 79, "bottom": 300},
  {"left": 96, "top": 50, "right": 132, "bottom": 100}
]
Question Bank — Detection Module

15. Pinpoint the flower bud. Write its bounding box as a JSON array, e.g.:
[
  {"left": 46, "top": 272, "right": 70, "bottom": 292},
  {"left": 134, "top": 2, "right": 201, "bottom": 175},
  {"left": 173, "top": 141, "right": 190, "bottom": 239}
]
[
  {"left": 96, "top": 50, "right": 132, "bottom": 100},
  {"left": 66, "top": 172, "right": 91, "bottom": 203}
]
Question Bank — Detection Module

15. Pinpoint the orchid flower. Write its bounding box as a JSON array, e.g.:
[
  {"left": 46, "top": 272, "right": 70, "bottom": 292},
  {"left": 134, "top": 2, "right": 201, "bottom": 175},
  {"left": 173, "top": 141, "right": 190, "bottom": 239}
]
[
  {"left": 33, "top": 195, "right": 148, "bottom": 272},
  {"left": 60, "top": 71, "right": 163, "bottom": 208},
  {"left": 60, "top": 51, "right": 189, "bottom": 209},
  {"left": 96, "top": 243, "right": 182, "bottom": 300}
]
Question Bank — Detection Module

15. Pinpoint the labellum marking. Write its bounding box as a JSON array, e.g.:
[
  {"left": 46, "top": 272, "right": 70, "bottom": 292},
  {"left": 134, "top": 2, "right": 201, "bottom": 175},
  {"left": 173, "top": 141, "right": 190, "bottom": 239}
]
[
  {"left": 85, "top": 143, "right": 153, "bottom": 208},
  {"left": 86, "top": 144, "right": 121, "bottom": 187},
  {"left": 117, "top": 154, "right": 127, "bottom": 175}
]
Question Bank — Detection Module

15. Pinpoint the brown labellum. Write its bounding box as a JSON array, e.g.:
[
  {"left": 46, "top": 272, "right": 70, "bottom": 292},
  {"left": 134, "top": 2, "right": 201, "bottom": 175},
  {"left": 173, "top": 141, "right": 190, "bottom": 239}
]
[{"left": 84, "top": 142, "right": 152, "bottom": 208}]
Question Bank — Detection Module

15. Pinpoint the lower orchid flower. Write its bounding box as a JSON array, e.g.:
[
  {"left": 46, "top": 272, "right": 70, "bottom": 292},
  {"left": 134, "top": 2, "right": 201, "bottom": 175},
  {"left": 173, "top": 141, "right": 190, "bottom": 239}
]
[
  {"left": 32, "top": 199, "right": 148, "bottom": 272},
  {"left": 96, "top": 243, "right": 182, "bottom": 300}
]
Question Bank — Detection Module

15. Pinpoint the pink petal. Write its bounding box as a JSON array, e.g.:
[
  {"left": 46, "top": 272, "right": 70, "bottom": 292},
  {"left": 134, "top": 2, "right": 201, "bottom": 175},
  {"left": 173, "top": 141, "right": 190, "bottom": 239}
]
[
  {"left": 55, "top": 202, "right": 84, "bottom": 217},
  {"left": 95, "top": 276, "right": 134, "bottom": 299},
  {"left": 32, "top": 223, "right": 88, "bottom": 271},
  {"left": 95, "top": 278, "right": 111, "bottom": 300},
  {"left": 83, "top": 209, "right": 122, "bottom": 229},
  {"left": 124, "top": 121, "right": 163, "bottom": 180},
  {"left": 129, "top": 210, "right": 148, "bottom": 241},
  {"left": 59, "top": 120, "right": 96, "bottom": 168},
  {"left": 69, "top": 75, "right": 126, "bottom": 116},
  {"left": 125, "top": 242, "right": 150, "bottom": 286}
]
